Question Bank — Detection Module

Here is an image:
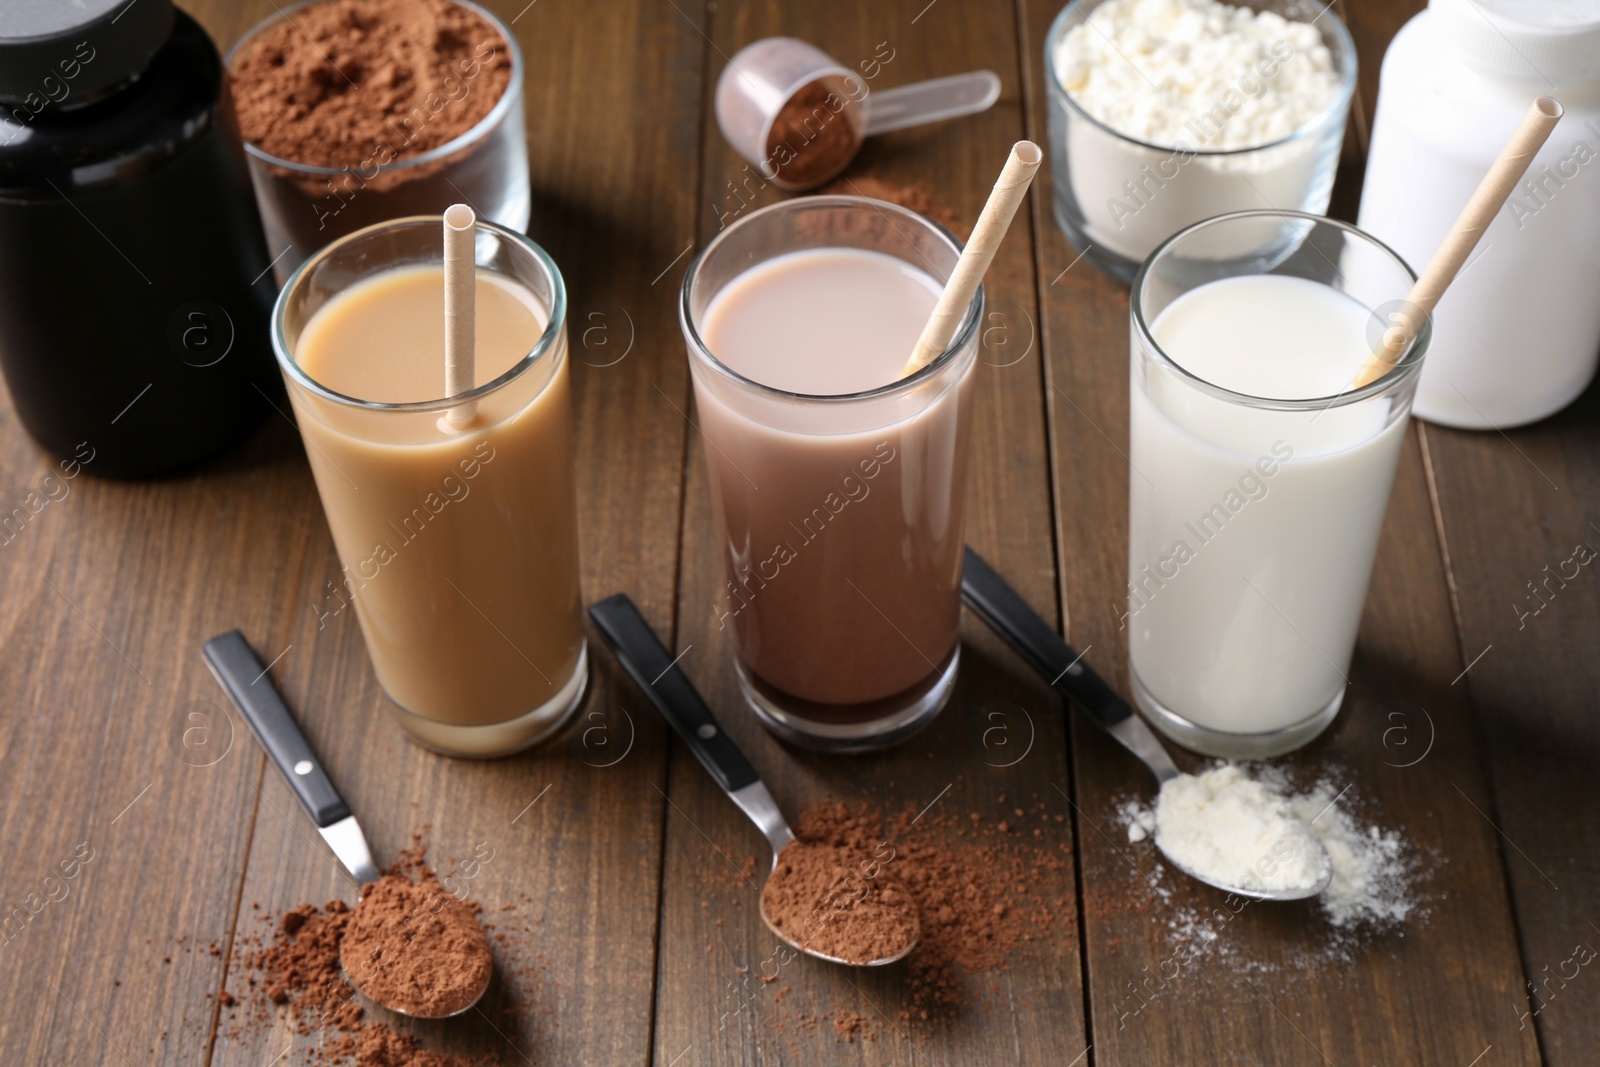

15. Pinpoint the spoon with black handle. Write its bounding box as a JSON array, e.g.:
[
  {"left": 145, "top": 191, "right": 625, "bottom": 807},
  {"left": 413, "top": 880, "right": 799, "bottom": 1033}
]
[
  {"left": 587, "top": 594, "right": 919, "bottom": 966},
  {"left": 201, "top": 629, "right": 493, "bottom": 1016},
  {"left": 959, "top": 548, "right": 1331, "bottom": 902}
]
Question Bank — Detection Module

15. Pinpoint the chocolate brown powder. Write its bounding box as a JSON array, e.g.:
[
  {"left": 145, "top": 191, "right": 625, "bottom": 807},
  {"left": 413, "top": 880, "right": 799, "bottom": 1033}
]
[
  {"left": 766, "top": 79, "right": 862, "bottom": 190},
  {"left": 228, "top": 0, "right": 511, "bottom": 168},
  {"left": 818, "top": 172, "right": 967, "bottom": 238},
  {"left": 257, "top": 899, "right": 363, "bottom": 1029},
  {"left": 760, "top": 841, "right": 919, "bottom": 965},
  {"left": 354, "top": 1026, "right": 486, "bottom": 1067},
  {"left": 787, "top": 800, "right": 1065, "bottom": 1028},
  {"left": 340, "top": 861, "right": 494, "bottom": 1018}
]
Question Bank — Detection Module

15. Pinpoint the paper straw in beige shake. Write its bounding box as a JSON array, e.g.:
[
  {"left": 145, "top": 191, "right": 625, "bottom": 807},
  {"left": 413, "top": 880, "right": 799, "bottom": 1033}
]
[
  {"left": 442, "top": 203, "right": 478, "bottom": 428},
  {"left": 902, "top": 141, "right": 1043, "bottom": 378},
  {"left": 1351, "top": 97, "right": 1563, "bottom": 389}
]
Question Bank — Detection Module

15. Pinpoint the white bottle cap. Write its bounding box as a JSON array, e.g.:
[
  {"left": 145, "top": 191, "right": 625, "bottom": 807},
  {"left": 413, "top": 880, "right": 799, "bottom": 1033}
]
[{"left": 1431, "top": 0, "right": 1600, "bottom": 86}]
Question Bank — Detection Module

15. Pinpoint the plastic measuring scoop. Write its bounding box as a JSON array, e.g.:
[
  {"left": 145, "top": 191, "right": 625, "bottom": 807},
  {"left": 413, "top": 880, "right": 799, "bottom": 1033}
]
[{"left": 716, "top": 37, "right": 1000, "bottom": 191}]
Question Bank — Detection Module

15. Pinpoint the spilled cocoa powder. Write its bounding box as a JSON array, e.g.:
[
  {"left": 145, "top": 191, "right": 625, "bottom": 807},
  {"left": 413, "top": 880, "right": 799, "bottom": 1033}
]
[
  {"left": 818, "top": 171, "right": 967, "bottom": 238},
  {"left": 353, "top": 1026, "right": 488, "bottom": 1067},
  {"left": 760, "top": 841, "right": 919, "bottom": 965},
  {"left": 719, "top": 797, "right": 1070, "bottom": 1049},
  {"left": 259, "top": 899, "right": 361, "bottom": 1026},
  {"left": 226, "top": 837, "right": 499, "bottom": 1066}
]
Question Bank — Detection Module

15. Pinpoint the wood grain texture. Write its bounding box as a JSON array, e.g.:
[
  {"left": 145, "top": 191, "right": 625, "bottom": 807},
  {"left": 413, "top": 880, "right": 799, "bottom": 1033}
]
[
  {"left": 193, "top": 0, "right": 704, "bottom": 1064},
  {"left": 649, "top": 1, "right": 1085, "bottom": 1064},
  {"left": 1421, "top": 391, "right": 1600, "bottom": 1067},
  {"left": 0, "top": 410, "right": 314, "bottom": 1064},
  {"left": 1017, "top": 0, "right": 1543, "bottom": 1063},
  {"left": 1341, "top": 0, "right": 1600, "bottom": 1060},
  {"left": 0, "top": 0, "right": 1593, "bottom": 1063},
  {"left": 1326, "top": 0, "right": 1415, "bottom": 222}
]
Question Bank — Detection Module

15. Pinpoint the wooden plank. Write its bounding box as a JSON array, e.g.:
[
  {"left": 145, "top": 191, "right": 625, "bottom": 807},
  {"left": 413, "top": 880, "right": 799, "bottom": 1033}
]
[
  {"left": 0, "top": 10, "right": 316, "bottom": 1063},
  {"left": 1325, "top": 0, "right": 1416, "bottom": 221},
  {"left": 0, "top": 21, "right": 319, "bottom": 1067},
  {"left": 1016, "top": 0, "right": 1544, "bottom": 1062},
  {"left": 1419, "top": 345, "right": 1600, "bottom": 1067},
  {"left": 200, "top": 0, "right": 704, "bottom": 1063},
  {"left": 650, "top": 2, "right": 1085, "bottom": 1064},
  {"left": 0, "top": 408, "right": 313, "bottom": 1064}
]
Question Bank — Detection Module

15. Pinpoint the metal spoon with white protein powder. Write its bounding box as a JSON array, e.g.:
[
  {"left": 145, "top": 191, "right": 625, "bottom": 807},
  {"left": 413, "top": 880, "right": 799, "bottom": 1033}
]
[{"left": 961, "top": 548, "right": 1332, "bottom": 901}]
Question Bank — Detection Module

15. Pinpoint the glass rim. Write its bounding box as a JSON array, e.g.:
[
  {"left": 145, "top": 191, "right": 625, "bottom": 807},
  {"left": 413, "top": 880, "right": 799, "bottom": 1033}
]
[
  {"left": 271, "top": 214, "right": 567, "bottom": 413},
  {"left": 225, "top": 0, "right": 524, "bottom": 177},
  {"left": 1043, "top": 0, "right": 1357, "bottom": 159},
  {"left": 679, "top": 195, "right": 983, "bottom": 404},
  {"left": 1129, "top": 209, "right": 1428, "bottom": 411}
]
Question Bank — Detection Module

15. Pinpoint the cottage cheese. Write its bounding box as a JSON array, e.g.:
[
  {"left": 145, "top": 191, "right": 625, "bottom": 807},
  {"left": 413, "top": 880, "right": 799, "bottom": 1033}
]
[
  {"left": 1048, "top": 0, "right": 1349, "bottom": 264},
  {"left": 1056, "top": 0, "right": 1340, "bottom": 150}
]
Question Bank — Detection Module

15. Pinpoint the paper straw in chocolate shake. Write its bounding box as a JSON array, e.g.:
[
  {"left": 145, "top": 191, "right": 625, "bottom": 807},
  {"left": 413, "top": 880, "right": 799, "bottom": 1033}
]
[
  {"left": 1351, "top": 97, "right": 1562, "bottom": 389},
  {"left": 443, "top": 203, "right": 479, "bottom": 428},
  {"left": 902, "top": 140, "right": 1042, "bottom": 378}
]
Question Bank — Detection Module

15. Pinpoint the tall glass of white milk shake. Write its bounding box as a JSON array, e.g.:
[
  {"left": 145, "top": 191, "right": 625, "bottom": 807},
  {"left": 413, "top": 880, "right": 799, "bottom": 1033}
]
[{"left": 1127, "top": 211, "right": 1426, "bottom": 758}]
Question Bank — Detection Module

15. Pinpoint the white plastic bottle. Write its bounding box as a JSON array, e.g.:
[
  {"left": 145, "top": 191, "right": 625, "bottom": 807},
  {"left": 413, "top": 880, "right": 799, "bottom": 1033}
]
[{"left": 1358, "top": 0, "right": 1600, "bottom": 429}]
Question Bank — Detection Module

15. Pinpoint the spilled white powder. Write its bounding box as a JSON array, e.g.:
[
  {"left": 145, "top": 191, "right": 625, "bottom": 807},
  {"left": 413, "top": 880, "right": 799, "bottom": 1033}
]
[
  {"left": 1121, "top": 764, "right": 1417, "bottom": 928},
  {"left": 1288, "top": 782, "right": 1413, "bottom": 927},
  {"left": 1121, "top": 798, "right": 1156, "bottom": 842},
  {"left": 1152, "top": 764, "right": 1329, "bottom": 894}
]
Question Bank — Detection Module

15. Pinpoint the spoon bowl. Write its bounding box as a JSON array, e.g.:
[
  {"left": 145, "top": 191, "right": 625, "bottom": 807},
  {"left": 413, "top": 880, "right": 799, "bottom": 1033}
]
[
  {"left": 740, "top": 791, "right": 920, "bottom": 967},
  {"left": 339, "top": 919, "right": 494, "bottom": 1019},
  {"left": 1202, "top": 862, "right": 1333, "bottom": 903},
  {"left": 1139, "top": 759, "right": 1333, "bottom": 902}
]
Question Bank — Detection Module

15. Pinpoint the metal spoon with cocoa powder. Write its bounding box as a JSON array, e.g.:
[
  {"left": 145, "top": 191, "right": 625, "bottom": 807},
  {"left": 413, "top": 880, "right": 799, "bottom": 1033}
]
[
  {"left": 204, "top": 631, "right": 495, "bottom": 1017},
  {"left": 589, "top": 596, "right": 920, "bottom": 967}
]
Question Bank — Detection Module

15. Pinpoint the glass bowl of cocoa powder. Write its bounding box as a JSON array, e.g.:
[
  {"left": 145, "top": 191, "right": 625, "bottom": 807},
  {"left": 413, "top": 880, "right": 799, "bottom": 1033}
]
[{"left": 226, "top": 0, "right": 529, "bottom": 286}]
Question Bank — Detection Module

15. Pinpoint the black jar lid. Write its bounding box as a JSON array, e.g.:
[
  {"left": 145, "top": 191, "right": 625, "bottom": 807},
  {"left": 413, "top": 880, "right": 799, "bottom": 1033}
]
[{"left": 0, "top": 0, "right": 175, "bottom": 103}]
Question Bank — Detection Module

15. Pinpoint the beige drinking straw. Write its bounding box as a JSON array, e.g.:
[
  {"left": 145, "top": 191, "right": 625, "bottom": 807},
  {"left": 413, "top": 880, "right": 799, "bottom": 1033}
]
[
  {"left": 443, "top": 203, "right": 478, "bottom": 428},
  {"left": 1350, "top": 96, "right": 1563, "bottom": 389},
  {"left": 902, "top": 140, "right": 1043, "bottom": 379}
]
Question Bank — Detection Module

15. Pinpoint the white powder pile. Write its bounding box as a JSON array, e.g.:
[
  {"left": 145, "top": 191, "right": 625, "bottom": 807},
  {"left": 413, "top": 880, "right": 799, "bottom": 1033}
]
[
  {"left": 1054, "top": 0, "right": 1340, "bottom": 150},
  {"left": 1152, "top": 764, "right": 1329, "bottom": 894},
  {"left": 1123, "top": 764, "right": 1417, "bottom": 928}
]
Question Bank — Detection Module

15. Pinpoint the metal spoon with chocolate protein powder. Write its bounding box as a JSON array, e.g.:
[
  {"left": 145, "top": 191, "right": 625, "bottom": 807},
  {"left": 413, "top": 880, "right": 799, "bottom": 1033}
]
[
  {"left": 203, "top": 630, "right": 494, "bottom": 1016},
  {"left": 589, "top": 595, "right": 920, "bottom": 967},
  {"left": 960, "top": 549, "right": 1333, "bottom": 902}
]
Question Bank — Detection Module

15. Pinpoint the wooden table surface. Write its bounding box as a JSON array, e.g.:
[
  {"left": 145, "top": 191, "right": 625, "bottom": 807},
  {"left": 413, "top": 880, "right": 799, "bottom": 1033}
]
[{"left": 4, "top": 0, "right": 1597, "bottom": 1064}]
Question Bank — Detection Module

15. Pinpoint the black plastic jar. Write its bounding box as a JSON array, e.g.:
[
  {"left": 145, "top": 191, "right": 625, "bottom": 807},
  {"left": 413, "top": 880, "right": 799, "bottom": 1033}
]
[{"left": 0, "top": 0, "right": 277, "bottom": 477}]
